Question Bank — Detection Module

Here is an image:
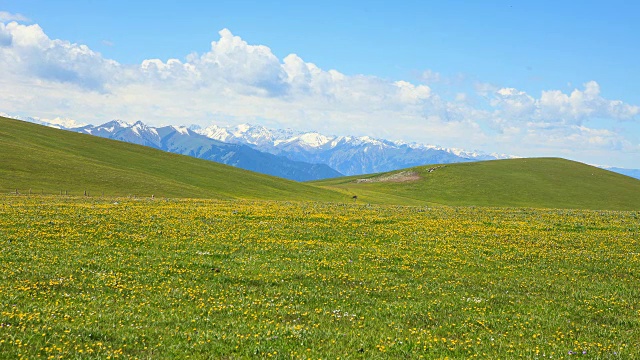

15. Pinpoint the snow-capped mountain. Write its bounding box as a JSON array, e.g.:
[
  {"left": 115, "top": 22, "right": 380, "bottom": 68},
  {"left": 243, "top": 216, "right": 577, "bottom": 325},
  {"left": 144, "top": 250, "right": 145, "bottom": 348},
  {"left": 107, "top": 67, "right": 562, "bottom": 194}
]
[
  {"left": 12, "top": 114, "right": 640, "bottom": 181},
  {"left": 71, "top": 120, "right": 516, "bottom": 177},
  {"left": 68, "top": 120, "right": 342, "bottom": 181},
  {"left": 196, "top": 124, "right": 299, "bottom": 147},
  {"left": 194, "top": 123, "right": 514, "bottom": 175}
]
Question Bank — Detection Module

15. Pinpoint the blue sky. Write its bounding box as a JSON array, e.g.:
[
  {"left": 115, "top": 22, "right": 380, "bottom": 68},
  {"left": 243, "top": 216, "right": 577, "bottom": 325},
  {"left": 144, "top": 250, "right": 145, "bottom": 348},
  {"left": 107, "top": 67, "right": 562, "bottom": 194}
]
[{"left": 1, "top": 1, "right": 639, "bottom": 167}]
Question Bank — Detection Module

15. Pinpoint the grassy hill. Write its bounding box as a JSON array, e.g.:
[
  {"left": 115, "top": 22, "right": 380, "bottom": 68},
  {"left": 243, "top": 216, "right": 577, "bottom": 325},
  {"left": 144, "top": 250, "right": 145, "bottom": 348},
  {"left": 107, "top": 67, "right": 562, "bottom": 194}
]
[
  {"left": 314, "top": 158, "right": 640, "bottom": 210},
  {"left": 0, "top": 116, "right": 346, "bottom": 201},
  {"left": 3, "top": 115, "right": 639, "bottom": 209}
]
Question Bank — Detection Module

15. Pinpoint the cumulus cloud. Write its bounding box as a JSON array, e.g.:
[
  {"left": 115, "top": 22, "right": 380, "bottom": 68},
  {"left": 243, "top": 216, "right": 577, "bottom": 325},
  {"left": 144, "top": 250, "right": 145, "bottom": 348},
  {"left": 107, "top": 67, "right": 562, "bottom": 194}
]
[
  {"left": 189, "top": 29, "right": 287, "bottom": 95},
  {"left": 0, "top": 22, "right": 12, "bottom": 46},
  {"left": 0, "top": 21, "right": 639, "bottom": 167},
  {"left": 491, "top": 87, "right": 536, "bottom": 117},
  {"left": 394, "top": 81, "right": 432, "bottom": 103},
  {"left": 136, "top": 30, "right": 438, "bottom": 112},
  {"left": 0, "top": 22, "right": 119, "bottom": 91},
  {"left": 492, "top": 81, "right": 639, "bottom": 124}
]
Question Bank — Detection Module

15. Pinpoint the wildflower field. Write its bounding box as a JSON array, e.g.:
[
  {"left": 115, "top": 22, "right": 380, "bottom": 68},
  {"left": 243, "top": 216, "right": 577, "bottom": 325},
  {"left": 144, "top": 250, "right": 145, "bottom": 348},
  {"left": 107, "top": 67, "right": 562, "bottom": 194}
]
[{"left": 1, "top": 196, "right": 638, "bottom": 359}]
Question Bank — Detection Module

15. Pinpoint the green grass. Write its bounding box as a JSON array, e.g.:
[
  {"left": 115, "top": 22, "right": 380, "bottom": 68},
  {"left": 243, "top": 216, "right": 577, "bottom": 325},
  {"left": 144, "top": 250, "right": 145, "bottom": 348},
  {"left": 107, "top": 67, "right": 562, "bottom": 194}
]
[
  {"left": 1, "top": 196, "right": 638, "bottom": 358},
  {"left": 314, "top": 158, "right": 640, "bottom": 210},
  {"left": 2, "top": 118, "right": 639, "bottom": 357},
  {"left": 3, "top": 116, "right": 640, "bottom": 210},
  {"left": 0, "top": 116, "right": 345, "bottom": 202}
]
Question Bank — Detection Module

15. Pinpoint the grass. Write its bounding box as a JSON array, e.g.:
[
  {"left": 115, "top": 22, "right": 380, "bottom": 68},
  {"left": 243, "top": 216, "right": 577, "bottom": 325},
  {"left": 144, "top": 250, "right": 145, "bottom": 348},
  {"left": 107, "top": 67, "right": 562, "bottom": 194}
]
[
  {"left": 3, "top": 115, "right": 639, "bottom": 359},
  {"left": 314, "top": 158, "right": 640, "bottom": 210},
  {"left": 0, "top": 116, "right": 345, "bottom": 202},
  {"left": 1, "top": 196, "right": 638, "bottom": 358},
  {"left": 3, "top": 116, "right": 640, "bottom": 210}
]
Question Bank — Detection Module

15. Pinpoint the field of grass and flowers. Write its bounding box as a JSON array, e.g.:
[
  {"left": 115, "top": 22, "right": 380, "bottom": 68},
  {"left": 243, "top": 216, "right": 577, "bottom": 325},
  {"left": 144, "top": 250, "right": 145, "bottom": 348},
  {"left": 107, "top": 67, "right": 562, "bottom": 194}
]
[{"left": 1, "top": 196, "right": 638, "bottom": 359}]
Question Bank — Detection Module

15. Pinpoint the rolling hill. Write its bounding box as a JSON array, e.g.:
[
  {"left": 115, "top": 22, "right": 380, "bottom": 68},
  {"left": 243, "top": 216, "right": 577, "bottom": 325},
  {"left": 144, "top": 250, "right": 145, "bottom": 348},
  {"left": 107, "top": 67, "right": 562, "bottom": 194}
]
[
  {"left": 3, "top": 115, "right": 639, "bottom": 210},
  {"left": 0, "top": 116, "right": 345, "bottom": 201},
  {"left": 313, "top": 158, "right": 640, "bottom": 210},
  {"left": 15, "top": 115, "right": 640, "bottom": 181}
]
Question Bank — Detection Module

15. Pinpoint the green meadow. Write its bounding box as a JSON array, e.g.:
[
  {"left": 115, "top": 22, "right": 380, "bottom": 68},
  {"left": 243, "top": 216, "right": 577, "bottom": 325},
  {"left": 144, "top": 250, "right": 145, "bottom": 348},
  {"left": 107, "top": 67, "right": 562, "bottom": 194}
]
[{"left": 1, "top": 197, "right": 638, "bottom": 359}]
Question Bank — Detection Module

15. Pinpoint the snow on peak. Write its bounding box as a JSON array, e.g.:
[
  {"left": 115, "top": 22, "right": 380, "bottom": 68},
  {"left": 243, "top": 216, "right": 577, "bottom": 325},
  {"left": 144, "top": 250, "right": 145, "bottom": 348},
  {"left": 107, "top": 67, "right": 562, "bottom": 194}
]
[
  {"left": 196, "top": 123, "right": 299, "bottom": 145},
  {"left": 297, "top": 132, "right": 331, "bottom": 147},
  {"left": 233, "top": 123, "right": 252, "bottom": 136},
  {"left": 96, "top": 119, "right": 133, "bottom": 133},
  {"left": 104, "top": 120, "right": 510, "bottom": 162},
  {"left": 197, "top": 125, "right": 231, "bottom": 141},
  {"left": 171, "top": 125, "right": 190, "bottom": 135},
  {"left": 113, "top": 119, "right": 133, "bottom": 127},
  {"left": 355, "top": 136, "right": 384, "bottom": 146}
]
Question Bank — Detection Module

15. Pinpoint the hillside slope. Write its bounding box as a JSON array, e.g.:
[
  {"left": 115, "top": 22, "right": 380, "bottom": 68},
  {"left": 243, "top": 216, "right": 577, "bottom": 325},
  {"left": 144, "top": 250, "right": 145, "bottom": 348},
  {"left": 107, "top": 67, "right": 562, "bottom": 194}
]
[
  {"left": 0, "top": 116, "right": 345, "bottom": 201},
  {"left": 314, "top": 158, "right": 640, "bottom": 210}
]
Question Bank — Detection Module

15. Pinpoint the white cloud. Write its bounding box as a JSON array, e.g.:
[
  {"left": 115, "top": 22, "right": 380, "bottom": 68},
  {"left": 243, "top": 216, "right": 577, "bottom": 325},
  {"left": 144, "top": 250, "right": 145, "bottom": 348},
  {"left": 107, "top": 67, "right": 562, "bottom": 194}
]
[
  {"left": 0, "top": 22, "right": 12, "bottom": 46},
  {"left": 420, "top": 69, "right": 441, "bottom": 83},
  {"left": 491, "top": 87, "right": 536, "bottom": 117},
  {"left": 0, "top": 11, "right": 29, "bottom": 22},
  {"left": 517, "top": 122, "right": 640, "bottom": 160},
  {"left": 493, "top": 81, "right": 639, "bottom": 125},
  {"left": 455, "top": 93, "right": 468, "bottom": 102},
  {"left": 0, "top": 22, "right": 119, "bottom": 91},
  {"left": 0, "top": 21, "right": 639, "bottom": 167},
  {"left": 474, "top": 81, "right": 498, "bottom": 97},
  {"left": 394, "top": 81, "right": 432, "bottom": 103},
  {"left": 213, "top": 31, "right": 284, "bottom": 92}
]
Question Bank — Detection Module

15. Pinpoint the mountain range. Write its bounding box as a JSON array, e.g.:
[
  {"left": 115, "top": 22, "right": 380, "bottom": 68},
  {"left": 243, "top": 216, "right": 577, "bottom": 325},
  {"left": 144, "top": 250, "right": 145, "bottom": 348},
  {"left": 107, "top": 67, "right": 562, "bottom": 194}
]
[
  {"left": 68, "top": 120, "right": 515, "bottom": 180},
  {"left": 67, "top": 120, "right": 342, "bottom": 181},
  {"left": 193, "top": 123, "right": 513, "bottom": 176},
  {"left": 10, "top": 114, "right": 640, "bottom": 181}
]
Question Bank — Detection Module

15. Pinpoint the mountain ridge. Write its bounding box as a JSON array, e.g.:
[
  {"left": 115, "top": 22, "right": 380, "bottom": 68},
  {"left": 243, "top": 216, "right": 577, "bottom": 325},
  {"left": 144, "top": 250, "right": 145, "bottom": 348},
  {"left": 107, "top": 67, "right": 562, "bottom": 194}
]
[
  {"left": 69, "top": 119, "right": 342, "bottom": 181},
  {"left": 62, "top": 117, "right": 517, "bottom": 178},
  {"left": 194, "top": 123, "right": 514, "bottom": 176},
  {"left": 11, "top": 114, "right": 640, "bottom": 180}
]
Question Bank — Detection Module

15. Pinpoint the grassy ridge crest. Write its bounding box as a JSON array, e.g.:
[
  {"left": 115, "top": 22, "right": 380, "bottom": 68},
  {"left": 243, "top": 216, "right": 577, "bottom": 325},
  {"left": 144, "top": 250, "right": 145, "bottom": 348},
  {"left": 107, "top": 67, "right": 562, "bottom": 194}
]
[{"left": 314, "top": 158, "right": 640, "bottom": 210}]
